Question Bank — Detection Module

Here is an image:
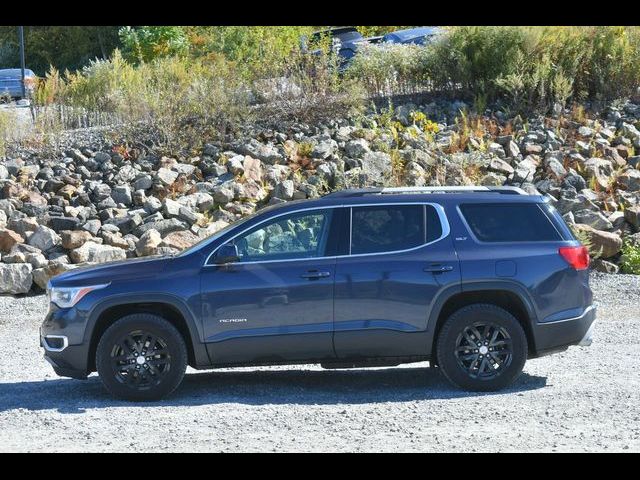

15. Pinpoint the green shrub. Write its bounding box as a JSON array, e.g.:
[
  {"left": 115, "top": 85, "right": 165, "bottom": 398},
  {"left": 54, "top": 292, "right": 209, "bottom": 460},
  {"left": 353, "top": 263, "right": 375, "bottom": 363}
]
[
  {"left": 20, "top": 26, "right": 640, "bottom": 155},
  {"left": 119, "top": 26, "right": 190, "bottom": 63},
  {"left": 621, "top": 240, "right": 640, "bottom": 274},
  {"left": 347, "top": 43, "right": 430, "bottom": 97},
  {"left": 0, "top": 109, "right": 13, "bottom": 157},
  {"left": 348, "top": 26, "right": 640, "bottom": 112},
  {"left": 36, "top": 50, "right": 252, "bottom": 154},
  {"left": 186, "top": 26, "right": 314, "bottom": 79},
  {"left": 434, "top": 26, "right": 640, "bottom": 112},
  {"left": 571, "top": 225, "right": 604, "bottom": 260},
  {"left": 257, "top": 49, "right": 365, "bottom": 124}
]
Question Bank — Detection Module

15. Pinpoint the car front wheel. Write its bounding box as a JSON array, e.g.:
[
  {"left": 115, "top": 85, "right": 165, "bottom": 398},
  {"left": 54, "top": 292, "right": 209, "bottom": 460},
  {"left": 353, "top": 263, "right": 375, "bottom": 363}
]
[
  {"left": 96, "top": 314, "right": 187, "bottom": 401},
  {"left": 436, "top": 304, "right": 527, "bottom": 392}
]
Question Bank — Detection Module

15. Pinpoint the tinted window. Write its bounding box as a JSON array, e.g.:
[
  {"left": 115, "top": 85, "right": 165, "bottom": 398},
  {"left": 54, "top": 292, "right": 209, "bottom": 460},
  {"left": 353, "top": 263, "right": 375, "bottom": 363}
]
[
  {"left": 425, "top": 205, "right": 443, "bottom": 242},
  {"left": 460, "top": 203, "right": 561, "bottom": 242},
  {"left": 231, "top": 209, "right": 333, "bottom": 262},
  {"left": 351, "top": 205, "right": 425, "bottom": 255}
]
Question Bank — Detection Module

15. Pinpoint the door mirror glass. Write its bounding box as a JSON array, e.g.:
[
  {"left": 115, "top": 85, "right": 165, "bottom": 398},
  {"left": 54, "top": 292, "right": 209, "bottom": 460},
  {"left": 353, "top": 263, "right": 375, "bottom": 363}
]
[{"left": 214, "top": 243, "right": 240, "bottom": 264}]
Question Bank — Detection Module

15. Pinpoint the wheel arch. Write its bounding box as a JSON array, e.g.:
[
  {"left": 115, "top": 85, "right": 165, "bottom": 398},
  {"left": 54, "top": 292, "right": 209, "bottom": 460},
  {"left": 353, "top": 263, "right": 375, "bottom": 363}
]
[
  {"left": 428, "top": 281, "right": 538, "bottom": 357},
  {"left": 85, "top": 294, "right": 209, "bottom": 372}
]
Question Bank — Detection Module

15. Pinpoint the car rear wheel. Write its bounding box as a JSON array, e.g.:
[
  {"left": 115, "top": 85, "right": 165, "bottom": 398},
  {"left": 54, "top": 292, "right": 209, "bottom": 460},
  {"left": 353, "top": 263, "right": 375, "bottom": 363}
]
[
  {"left": 96, "top": 314, "right": 187, "bottom": 401},
  {"left": 436, "top": 304, "right": 527, "bottom": 392}
]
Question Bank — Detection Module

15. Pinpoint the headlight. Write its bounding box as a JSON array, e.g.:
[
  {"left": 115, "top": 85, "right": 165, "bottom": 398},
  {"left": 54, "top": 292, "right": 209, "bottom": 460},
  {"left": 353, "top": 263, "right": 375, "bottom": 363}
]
[{"left": 49, "top": 283, "right": 110, "bottom": 309}]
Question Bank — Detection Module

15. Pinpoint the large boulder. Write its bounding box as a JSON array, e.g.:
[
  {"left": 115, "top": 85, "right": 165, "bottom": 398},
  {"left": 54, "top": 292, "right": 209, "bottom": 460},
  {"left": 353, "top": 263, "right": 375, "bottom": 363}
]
[
  {"left": 573, "top": 224, "right": 623, "bottom": 259},
  {"left": 159, "top": 230, "right": 200, "bottom": 251},
  {"left": 573, "top": 209, "right": 613, "bottom": 231},
  {"left": 135, "top": 218, "right": 188, "bottom": 237},
  {"left": 213, "top": 184, "right": 235, "bottom": 204},
  {"left": 27, "top": 225, "right": 61, "bottom": 252},
  {"left": 61, "top": 230, "right": 93, "bottom": 250},
  {"left": 243, "top": 156, "right": 263, "bottom": 183},
  {"left": 32, "top": 262, "right": 79, "bottom": 289},
  {"left": 591, "top": 258, "right": 619, "bottom": 274},
  {"left": 111, "top": 185, "right": 133, "bottom": 205},
  {"left": 0, "top": 229, "right": 24, "bottom": 253},
  {"left": 344, "top": 139, "right": 370, "bottom": 158},
  {"left": 617, "top": 169, "right": 640, "bottom": 192},
  {"left": 624, "top": 205, "right": 640, "bottom": 230},
  {"left": 361, "top": 151, "right": 392, "bottom": 183},
  {"left": 70, "top": 242, "right": 126, "bottom": 264},
  {"left": 234, "top": 138, "right": 283, "bottom": 164},
  {"left": 273, "top": 180, "right": 295, "bottom": 200},
  {"left": 49, "top": 216, "right": 82, "bottom": 232},
  {"left": 156, "top": 167, "right": 179, "bottom": 186},
  {"left": 488, "top": 158, "right": 514, "bottom": 176},
  {"left": 0, "top": 263, "right": 33, "bottom": 294},
  {"left": 135, "top": 229, "right": 162, "bottom": 257}
]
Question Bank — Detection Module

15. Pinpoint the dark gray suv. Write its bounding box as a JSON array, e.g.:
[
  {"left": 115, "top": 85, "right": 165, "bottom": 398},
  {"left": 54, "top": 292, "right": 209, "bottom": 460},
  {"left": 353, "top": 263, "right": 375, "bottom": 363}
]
[{"left": 41, "top": 186, "right": 596, "bottom": 401}]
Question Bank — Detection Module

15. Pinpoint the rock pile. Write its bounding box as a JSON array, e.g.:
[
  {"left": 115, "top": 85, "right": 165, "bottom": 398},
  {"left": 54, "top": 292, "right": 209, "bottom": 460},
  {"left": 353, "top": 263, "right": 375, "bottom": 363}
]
[{"left": 1, "top": 98, "right": 640, "bottom": 292}]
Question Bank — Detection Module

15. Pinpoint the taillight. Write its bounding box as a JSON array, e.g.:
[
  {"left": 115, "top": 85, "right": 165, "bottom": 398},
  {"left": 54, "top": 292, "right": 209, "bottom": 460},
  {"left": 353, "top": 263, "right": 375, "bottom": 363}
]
[{"left": 559, "top": 246, "right": 590, "bottom": 270}]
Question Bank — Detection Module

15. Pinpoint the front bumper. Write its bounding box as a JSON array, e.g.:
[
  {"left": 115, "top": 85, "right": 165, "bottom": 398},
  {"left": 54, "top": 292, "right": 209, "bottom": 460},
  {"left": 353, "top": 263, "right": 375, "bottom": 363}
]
[
  {"left": 532, "top": 305, "right": 596, "bottom": 357},
  {"left": 42, "top": 345, "right": 89, "bottom": 379},
  {"left": 40, "top": 304, "right": 91, "bottom": 379}
]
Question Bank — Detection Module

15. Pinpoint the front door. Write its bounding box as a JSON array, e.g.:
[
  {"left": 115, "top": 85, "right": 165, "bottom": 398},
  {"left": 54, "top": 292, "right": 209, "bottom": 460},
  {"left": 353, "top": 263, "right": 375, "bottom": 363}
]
[{"left": 201, "top": 208, "right": 339, "bottom": 365}]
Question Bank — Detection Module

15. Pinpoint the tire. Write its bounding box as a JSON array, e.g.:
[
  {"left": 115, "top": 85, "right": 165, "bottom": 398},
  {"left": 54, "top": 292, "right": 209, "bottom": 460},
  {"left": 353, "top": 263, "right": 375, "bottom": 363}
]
[
  {"left": 96, "top": 314, "right": 188, "bottom": 401},
  {"left": 436, "top": 304, "right": 527, "bottom": 392}
]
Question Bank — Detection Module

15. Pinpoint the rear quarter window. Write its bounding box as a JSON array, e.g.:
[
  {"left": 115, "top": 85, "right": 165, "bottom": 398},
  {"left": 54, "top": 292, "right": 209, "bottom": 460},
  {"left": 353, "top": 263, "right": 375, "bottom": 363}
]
[{"left": 460, "top": 203, "right": 561, "bottom": 242}]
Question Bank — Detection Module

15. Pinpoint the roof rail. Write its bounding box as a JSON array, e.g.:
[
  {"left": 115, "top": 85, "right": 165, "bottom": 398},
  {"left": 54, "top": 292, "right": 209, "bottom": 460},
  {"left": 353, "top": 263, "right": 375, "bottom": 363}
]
[{"left": 323, "top": 186, "right": 527, "bottom": 198}]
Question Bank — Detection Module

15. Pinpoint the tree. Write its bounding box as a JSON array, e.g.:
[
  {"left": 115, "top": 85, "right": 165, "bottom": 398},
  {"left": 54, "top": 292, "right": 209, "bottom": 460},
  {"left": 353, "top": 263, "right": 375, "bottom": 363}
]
[
  {"left": 118, "top": 26, "right": 189, "bottom": 63},
  {"left": 0, "top": 26, "right": 121, "bottom": 75}
]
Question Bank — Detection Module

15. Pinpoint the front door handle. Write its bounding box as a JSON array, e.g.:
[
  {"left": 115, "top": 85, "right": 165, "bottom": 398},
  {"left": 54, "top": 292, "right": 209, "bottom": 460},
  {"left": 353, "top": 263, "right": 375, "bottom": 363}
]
[
  {"left": 424, "top": 264, "right": 454, "bottom": 273},
  {"left": 300, "top": 270, "right": 331, "bottom": 279}
]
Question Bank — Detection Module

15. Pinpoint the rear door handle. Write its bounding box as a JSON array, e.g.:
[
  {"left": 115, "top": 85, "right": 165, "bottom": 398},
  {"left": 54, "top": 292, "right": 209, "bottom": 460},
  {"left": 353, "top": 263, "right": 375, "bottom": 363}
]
[
  {"left": 300, "top": 270, "right": 331, "bottom": 279},
  {"left": 424, "top": 264, "right": 454, "bottom": 273}
]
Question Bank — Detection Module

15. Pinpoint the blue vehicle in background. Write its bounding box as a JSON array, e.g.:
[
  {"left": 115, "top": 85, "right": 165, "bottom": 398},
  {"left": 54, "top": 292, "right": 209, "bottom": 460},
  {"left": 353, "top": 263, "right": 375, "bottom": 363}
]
[
  {"left": 382, "top": 26, "right": 445, "bottom": 45},
  {"left": 41, "top": 186, "right": 596, "bottom": 401},
  {"left": 0, "top": 68, "right": 36, "bottom": 100},
  {"left": 300, "top": 26, "right": 446, "bottom": 73}
]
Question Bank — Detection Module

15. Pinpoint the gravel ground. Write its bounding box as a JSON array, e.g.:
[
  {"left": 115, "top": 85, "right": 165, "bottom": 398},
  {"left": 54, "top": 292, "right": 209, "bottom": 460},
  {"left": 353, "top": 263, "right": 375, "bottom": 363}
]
[{"left": 0, "top": 273, "right": 638, "bottom": 452}]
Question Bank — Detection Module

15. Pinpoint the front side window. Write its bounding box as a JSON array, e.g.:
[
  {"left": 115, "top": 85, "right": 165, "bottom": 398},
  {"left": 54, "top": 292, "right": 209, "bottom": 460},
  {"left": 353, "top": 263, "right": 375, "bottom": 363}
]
[
  {"left": 351, "top": 205, "right": 425, "bottom": 255},
  {"left": 227, "top": 209, "right": 333, "bottom": 262}
]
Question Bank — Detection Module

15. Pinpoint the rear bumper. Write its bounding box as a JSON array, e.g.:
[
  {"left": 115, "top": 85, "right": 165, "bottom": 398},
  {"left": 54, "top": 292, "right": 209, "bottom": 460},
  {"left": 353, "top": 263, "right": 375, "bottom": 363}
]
[{"left": 532, "top": 305, "right": 596, "bottom": 357}]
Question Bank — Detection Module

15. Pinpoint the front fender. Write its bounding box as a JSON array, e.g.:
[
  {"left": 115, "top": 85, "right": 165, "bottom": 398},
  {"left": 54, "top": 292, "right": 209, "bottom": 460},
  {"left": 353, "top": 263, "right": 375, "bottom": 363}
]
[{"left": 84, "top": 292, "right": 210, "bottom": 367}]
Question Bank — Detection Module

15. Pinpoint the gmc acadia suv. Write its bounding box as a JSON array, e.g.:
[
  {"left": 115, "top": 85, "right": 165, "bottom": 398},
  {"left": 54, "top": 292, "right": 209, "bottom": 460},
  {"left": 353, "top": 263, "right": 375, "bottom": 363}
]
[{"left": 40, "top": 186, "right": 596, "bottom": 401}]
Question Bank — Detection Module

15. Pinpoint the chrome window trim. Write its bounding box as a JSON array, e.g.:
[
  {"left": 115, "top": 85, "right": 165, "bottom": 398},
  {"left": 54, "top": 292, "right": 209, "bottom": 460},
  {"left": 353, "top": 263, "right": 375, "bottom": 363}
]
[{"left": 203, "top": 202, "right": 451, "bottom": 267}]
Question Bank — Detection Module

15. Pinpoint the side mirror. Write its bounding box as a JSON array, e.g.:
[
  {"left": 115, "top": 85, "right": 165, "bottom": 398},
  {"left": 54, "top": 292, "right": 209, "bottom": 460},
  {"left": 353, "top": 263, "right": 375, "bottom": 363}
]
[{"left": 214, "top": 243, "right": 240, "bottom": 265}]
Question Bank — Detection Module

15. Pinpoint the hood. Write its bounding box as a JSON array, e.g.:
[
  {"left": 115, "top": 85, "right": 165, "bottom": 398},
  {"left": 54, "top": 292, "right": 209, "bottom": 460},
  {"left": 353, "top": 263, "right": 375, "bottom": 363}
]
[{"left": 50, "top": 255, "right": 173, "bottom": 288}]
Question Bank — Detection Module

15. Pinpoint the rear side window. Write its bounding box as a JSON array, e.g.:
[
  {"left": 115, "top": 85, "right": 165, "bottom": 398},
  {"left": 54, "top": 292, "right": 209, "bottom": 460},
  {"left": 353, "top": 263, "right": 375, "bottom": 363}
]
[
  {"left": 351, "top": 204, "right": 425, "bottom": 255},
  {"left": 460, "top": 203, "right": 561, "bottom": 242},
  {"left": 425, "top": 205, "right": 443, "bottom": 242}
]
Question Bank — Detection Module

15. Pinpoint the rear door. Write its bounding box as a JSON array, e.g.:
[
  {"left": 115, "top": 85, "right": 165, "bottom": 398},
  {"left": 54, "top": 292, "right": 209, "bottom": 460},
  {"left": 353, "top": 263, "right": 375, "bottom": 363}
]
[{"left": 333, "top": 203, "right": 461, "bottom": 358}]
